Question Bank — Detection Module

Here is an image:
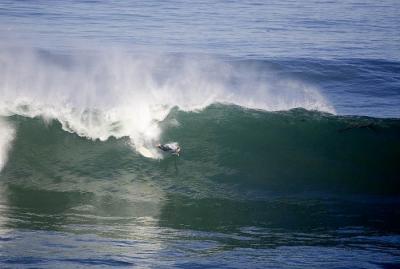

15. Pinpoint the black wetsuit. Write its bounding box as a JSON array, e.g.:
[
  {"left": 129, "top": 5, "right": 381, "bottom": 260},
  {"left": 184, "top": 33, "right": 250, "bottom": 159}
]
[{"left": 158, "top": 145, "right": 172, "bottom": 152}]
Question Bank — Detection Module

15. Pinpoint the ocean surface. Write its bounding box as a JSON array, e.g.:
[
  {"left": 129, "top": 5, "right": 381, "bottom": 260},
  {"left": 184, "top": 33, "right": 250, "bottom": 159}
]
[{"left": 1, "top": 1, "right": 400, "bottom": 268}]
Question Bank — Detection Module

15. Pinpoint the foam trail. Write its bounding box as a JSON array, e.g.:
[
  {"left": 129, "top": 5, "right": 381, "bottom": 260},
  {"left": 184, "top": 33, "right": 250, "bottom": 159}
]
[
  {"left": 0, "top": 47, "right": 335, "bottom": 158},
  {"left": 0, "top": 118, "right": 15, "bottom": 171}
]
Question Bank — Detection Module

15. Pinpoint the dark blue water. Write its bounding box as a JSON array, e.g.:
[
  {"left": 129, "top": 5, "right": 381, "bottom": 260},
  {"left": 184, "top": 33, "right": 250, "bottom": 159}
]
[
  {"left": 1, "top": 0, "right": 400, "bottom": 60},
  {"left": 1, "top": 1, "right": 400, "bottom": 268}
]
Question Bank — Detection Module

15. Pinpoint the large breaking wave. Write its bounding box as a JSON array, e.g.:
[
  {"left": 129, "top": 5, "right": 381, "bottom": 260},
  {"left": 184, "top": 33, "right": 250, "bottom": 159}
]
[
  {"left": 1, "top": 106, "right": 399, "bottom": 197},
  {"left": 0, "top": 47, "right": 334, "bottom": 165}
]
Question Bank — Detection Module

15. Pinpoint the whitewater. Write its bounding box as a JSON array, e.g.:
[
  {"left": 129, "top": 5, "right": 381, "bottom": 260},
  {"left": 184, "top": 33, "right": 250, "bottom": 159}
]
[{"left": 0, "top": 47, "right": 335, "bottom": 163}]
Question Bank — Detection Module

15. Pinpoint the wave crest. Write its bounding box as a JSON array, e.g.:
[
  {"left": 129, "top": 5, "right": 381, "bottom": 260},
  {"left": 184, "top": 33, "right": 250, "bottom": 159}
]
[{"left": 0, "top": 47, "right": 335, "bottom": 157}]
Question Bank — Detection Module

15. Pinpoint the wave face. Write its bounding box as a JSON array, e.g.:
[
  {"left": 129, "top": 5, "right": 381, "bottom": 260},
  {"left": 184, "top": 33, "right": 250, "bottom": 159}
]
[
  {"left": 2, "top": 106, "right": 399, "bottom": 197},
  {"left": 0, "top": 48, "right": 335, "bottom": 159}
]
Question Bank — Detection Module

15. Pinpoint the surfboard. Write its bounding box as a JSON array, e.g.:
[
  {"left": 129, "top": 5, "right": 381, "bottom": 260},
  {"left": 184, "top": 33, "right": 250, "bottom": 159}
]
[{"left": 137, "top": 146, "right": 156, "bottom": 158}]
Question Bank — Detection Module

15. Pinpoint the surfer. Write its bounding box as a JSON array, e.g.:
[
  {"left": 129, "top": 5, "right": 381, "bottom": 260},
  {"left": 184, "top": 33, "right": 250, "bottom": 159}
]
[{"left": 156, "top": 143, "right": 181, "bottom": 156}]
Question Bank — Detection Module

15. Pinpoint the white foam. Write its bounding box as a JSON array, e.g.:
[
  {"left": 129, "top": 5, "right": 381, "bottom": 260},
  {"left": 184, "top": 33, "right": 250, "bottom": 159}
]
[
  {"left": 0, "top": 118, "right": 15, "bottom": 171},
  {"left": 0, "top": 47, "right": 335, "bottom": 158}
]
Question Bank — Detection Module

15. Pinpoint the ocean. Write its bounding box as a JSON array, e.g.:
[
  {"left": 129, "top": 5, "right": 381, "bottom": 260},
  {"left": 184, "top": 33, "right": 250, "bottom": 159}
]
[{"left": 0, "top": 1, "right": 400, "bottom": 268}]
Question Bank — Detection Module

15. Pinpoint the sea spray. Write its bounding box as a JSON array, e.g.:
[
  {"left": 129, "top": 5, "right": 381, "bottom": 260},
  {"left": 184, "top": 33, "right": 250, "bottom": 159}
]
[{"left": 0, "top": 47, "right": 335, "bottom": 157}]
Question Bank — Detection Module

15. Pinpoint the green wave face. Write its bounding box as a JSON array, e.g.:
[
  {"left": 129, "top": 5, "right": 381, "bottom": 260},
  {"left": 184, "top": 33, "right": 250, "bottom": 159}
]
[
  {"left": 0, "top": 104, "right": 400, "bottom": 246},
  {"left": 2, "top": 104, "right": 400, "bottom": 198}
]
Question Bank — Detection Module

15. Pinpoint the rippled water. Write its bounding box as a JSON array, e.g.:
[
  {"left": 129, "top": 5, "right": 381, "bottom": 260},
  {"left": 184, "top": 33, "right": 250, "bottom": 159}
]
[{"left": 1, "top": 0, "right": 399, "bottom": 59}]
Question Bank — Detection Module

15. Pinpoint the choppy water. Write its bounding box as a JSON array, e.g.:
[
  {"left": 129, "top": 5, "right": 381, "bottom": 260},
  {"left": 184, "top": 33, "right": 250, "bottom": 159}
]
[{"left": 1, "top": 1, "right": 400, "bottom": 268}]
